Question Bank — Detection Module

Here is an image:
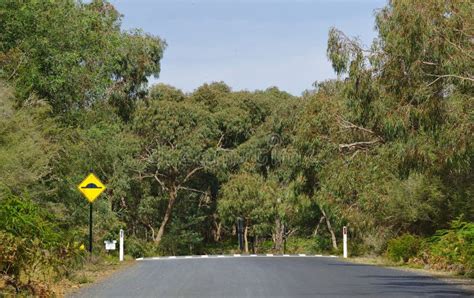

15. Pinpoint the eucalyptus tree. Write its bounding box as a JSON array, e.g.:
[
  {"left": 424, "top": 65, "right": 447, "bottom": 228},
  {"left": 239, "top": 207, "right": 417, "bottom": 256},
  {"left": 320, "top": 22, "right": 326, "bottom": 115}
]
[
  {"left": 321, "top": 0, "right": 474, "bottom": 246},
  {"left": 132, "top": 99, "right": 220, "bottom": 244},
  {"left": 0, "top": 0, "right": 165, "bottom": 121},
  {"left": 0, "top": 81, "right": 57, "bottom": 196},
  {"left": 218, "top": 173, "right": 275, "bottom": 252}
]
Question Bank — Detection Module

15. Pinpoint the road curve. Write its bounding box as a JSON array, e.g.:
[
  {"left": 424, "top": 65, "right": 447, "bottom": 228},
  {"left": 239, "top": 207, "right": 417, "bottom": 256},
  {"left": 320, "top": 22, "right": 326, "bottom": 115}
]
[{"left": 71, "top": 256, "right": 472, "bottom": 297}]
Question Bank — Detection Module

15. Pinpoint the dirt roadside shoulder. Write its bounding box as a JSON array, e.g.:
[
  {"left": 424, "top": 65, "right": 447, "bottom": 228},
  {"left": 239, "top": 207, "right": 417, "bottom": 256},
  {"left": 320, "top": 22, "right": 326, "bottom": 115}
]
[{"left": 57, "top": 258, "right": 137, "bottom": 297}]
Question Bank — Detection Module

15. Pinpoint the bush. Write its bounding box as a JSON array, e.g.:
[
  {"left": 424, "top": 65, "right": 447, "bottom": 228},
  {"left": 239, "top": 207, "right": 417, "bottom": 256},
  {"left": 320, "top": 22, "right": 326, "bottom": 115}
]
[
  {"left": 0, "top": 194, "right": 84, "bottom": 294},
  {"left": 313, "top": 235, "right": 333, "bottom": 253},
  {"left": 158, "top": 219, "right": 204, "bottom": 256},
  {"left": 426, "top": 219, "right": 474, "bottom": 276},
  {"left": 159, "top": 230, "right": 203, "bottom": 256},
  {"left": 125, "top": 237, "right": 158, "bottom": 258},
  {"left": 387, "top": 234, "right": 421, "bottom": 263}
]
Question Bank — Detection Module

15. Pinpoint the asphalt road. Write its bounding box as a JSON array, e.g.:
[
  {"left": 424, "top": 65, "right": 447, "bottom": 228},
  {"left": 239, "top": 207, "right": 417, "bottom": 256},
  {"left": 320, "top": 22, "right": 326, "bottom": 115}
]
[{"left": 72, "top": 256, "right": 473, "bottom": 297}]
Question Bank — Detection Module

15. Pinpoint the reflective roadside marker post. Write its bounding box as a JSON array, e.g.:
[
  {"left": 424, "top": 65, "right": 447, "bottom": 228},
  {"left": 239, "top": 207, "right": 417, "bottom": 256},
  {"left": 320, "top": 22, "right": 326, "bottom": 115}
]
[
  {"left": 119, "top": 229, "right": 124, "bottom": 262},
  {"left": 343, "top": 226, "right": 348, "bottom": 258},
  {"left": 77, "top": 173, "right": 107, "bottom": 255}
]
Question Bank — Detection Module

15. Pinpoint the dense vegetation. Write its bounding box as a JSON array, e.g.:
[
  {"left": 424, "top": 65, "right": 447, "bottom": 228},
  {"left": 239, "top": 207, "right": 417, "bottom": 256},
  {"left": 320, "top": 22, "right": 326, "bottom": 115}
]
[{"left": 1, "top": 0, "right": 473, "bottom": 294}]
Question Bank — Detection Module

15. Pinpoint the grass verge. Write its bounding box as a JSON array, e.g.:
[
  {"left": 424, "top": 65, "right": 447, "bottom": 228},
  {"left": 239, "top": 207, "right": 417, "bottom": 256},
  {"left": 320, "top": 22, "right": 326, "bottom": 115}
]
[{"left": 343, "top": 256, "right": 474, "bottom": 293}]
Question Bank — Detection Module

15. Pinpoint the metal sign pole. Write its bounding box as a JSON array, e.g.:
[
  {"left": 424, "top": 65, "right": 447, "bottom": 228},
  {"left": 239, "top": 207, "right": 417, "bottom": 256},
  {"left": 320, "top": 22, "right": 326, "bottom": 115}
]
[
  {"left": 77, "top": 172, "right": 106, "bottom": 257},
  {"left": 89, "top": 202, "right": 93, "bottom": 254}
]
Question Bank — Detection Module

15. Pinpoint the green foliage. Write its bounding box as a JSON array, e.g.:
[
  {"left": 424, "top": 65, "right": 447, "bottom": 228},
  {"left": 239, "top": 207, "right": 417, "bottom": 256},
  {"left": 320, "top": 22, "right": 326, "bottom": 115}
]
[
  {"left": 283, "top": 237, "right": 331, "bottom": 254},
  {"left": 0, "top": 193, "right": 84, "bottom": 293},
  {"left": 387, "top": 234, "right": 422, "bottom": 263},
  {"left": 218, "top": 173, "right": 274, "bottom": 236},
  {"left": 385, "top": 173, "right": 445, "bottom": 234},
  {"left": 124, "top": 237, "right": 158, "bottom": 258},
  {"left": 0, "top": 194, "right": 60, "bottom": 247},
  {"left": 0, "top": 82, "right": 57, "bottom": 195},
  {"left": 312, "top": 235, "right": 332, "bottom": 253},
  {"left": 0, "top": 0, "right": 165, "bottom": 120},
  {"left": 159, "top": 221, "right": 204, "bottom": 256},
  {"left": 149, "top": 83, "right": 186, "bottom": 102},
  {"left": 426, "top": 219, "right": 474, "bottom": 276}
]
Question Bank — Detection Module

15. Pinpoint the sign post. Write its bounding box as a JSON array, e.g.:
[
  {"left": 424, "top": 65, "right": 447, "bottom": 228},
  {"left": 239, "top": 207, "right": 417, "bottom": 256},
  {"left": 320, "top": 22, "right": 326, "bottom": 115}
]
[
  {"left": 77, "top": 173, "right": 106, "bottom": 255},
  {"left": 119, "top": 229, "right": 124, "bottom": 262},
  {"left": 343, "top": 226, "right": 348, "bottom": 258},
  {"left": 89, "top": 203, "right": 93, "bottom": 253}
]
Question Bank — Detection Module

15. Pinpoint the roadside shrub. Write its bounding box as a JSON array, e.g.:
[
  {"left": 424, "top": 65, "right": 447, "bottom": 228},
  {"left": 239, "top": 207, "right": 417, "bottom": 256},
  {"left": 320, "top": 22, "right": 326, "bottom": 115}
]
[
  {"left": 387, "top": 234, "right": 421, "bottom": 263},
  {"left": 0, "top": 194, "right": 83, "bottom": 294},
  {"left": 202, "top": 239, "right": 236, "bottom": 255},
  {"left": 125, "top": 237, "right": 158, "bottom": 258},
  {"left": 426, "top": 219, "right": 474, "bottom": 276},
  {"left": 159, "top": 229, "right": 203, "bottom": 256},
  {"left": 284, "top": 237, "right": 314, "bottom": 254},
  {"left": 313, "top": 235, "right": 332, "bottom": 253}
]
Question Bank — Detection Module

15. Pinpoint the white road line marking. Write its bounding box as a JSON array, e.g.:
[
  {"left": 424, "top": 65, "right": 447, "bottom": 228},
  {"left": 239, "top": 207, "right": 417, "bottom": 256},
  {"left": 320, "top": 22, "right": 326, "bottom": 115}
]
[{"left": 141, "top": 254, "right": 338, "bottom": 260}]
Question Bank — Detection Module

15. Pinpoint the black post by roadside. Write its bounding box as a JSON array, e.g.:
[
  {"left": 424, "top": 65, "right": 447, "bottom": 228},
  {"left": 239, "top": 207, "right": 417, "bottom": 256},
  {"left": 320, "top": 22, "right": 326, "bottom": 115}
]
[
  {"left": 237, "top": 217, "right": 244, "bottom": 251},
  {"left": 89, "top": 202, "right": 93, "bottom": 254}
]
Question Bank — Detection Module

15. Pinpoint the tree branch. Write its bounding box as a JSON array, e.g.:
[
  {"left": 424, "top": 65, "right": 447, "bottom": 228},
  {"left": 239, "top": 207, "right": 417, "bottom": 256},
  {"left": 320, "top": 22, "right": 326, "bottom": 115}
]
[
  {"left": 339, "top": 139, "right": 380, "bottom": 151},
  {"left": 182, "top": 166, "right": 203, "bottom": 184},
  {"left": 177, "top": 186, "right": 207, "bottom": 195},
  {"left": 426, "top": 74, "right": 474, "bottom": 86},
  {"left": 337, "top": 116, "right": 379, "bottom": 136},
  {"left": 153, "top": 173, "right": 168, "bottom": 191},
  {"left": 217, "top": 133, "right": 225, "bottom": 148}
]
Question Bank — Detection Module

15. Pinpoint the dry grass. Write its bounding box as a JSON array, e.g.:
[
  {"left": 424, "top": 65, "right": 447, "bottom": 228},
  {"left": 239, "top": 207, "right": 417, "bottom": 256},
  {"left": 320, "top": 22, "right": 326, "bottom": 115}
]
[
  {"left": 1, "top": 256, "right": 135, "bottom": 297},
  {"left": 52, "top": 256, "right": 136, "bottom": 297}
]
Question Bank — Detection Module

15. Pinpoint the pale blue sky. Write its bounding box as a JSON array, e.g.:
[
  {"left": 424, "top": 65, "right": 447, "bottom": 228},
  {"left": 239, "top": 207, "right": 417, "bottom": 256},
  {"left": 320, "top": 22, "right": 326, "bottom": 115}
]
[{"left": 110, "top": 0, "right": 386, "bottom": 95}]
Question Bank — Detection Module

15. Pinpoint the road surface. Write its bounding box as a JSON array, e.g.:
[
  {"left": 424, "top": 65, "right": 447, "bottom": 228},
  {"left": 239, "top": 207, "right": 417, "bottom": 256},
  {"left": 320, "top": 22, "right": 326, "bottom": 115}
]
[{"left": 71, "top": 255, "right": 472, "bottom": 297}]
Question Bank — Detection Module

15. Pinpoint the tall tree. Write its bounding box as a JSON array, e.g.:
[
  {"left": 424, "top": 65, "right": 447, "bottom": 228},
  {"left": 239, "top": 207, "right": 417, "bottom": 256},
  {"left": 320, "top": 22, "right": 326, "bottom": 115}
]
[{"left": 133, "top": 99, "right": 220, "bottom": 244}]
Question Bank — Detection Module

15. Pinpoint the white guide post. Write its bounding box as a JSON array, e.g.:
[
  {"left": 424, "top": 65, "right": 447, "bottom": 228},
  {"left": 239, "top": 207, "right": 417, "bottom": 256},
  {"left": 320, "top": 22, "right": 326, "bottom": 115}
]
[
  {"left": 343, "top": 226, "right": 348, "bottom": 258},
  {"left": 119, "top": 229, "right": 124, "bottom": 262}
]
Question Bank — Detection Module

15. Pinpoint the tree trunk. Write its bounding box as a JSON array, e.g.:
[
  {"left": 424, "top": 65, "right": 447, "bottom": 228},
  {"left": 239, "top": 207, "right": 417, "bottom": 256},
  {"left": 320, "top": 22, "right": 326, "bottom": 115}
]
[
  {"left": 213, "top": 218, "right": 222, "bottom": 242},
  {"left": 313, "top": 216, "right": 325, "bottom": 236},
  {"left": 274, "top": 217, "right": 284, "bottom": 252},
  {"left": 155, "top": 187, "right": 177, "bottom": 245},
  {"left": 320, "top": 208, "right": 337, "bottom": 250},
  {"left": 147, "top": 223, "right": 155, "bottom": 241},
  {"left": 244, "top": 226, "right": 249, "bottom": 253}
]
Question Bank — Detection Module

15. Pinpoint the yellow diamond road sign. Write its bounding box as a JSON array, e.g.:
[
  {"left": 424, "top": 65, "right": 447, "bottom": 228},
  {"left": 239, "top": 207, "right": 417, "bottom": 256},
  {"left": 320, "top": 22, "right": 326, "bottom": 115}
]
[{"left": 78, "top": 173, "right": 106, "bottom": 203}]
